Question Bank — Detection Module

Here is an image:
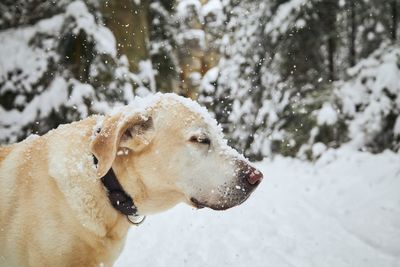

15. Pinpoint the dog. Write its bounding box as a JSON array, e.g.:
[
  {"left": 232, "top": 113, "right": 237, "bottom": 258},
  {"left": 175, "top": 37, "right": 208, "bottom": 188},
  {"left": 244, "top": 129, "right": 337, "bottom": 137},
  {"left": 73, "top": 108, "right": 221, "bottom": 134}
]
[{"left": 0, "top": 93, "right": 263, "bottom": 266}]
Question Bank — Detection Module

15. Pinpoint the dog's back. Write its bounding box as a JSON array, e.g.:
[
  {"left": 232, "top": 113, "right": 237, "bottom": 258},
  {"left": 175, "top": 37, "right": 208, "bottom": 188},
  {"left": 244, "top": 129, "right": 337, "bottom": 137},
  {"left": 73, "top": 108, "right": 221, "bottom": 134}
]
[
  {"left": 0, "top": 144, "right": 13, "bottom": 163},
  {"left": 0, "top": 135, "right": 61, "bottom": 266},
  {"left": 0, "top": 119, "right": 125, "bottom": 267}
]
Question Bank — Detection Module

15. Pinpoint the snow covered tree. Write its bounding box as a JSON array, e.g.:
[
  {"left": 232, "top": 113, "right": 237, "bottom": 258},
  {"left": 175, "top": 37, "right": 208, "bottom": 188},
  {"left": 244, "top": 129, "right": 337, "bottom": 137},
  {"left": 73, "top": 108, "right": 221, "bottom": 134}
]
[
  {"left": 198, "top": 0, "right": 272, "bottom": 158},
  {"left": 0, "top": 0, "right": 223, "bottom": 144},
  {"left": 100, "top": 0, "right": 150, "bottom": 72},
  {"left": 148, "top": 0, "right": 180, "bottom": 93},
  {"left": 0, "top": 0, "right": 68, "bottom": 30},
  {"left": 335, "top": 44, "right": 400, "bottom": 152},
  {"left": 198, "top": 0, "right": 345, "bottom": 159},
  {"left": 0, "top": 0, "right": 155, "bottom": 143},
  {"left": 340, "top": 0, "right": 399, "bottom": 68},
  {"left": 1, "top": 0, "right": 398, "bottom": 158},
  {"left": 199, "top": 0, "right": 399, "bottom": 159}
]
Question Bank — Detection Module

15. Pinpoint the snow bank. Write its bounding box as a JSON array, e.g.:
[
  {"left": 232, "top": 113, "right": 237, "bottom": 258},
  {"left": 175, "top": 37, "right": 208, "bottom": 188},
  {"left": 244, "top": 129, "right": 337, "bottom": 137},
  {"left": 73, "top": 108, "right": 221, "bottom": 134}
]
[{"left": 116, "top": 147, "right": 400, "bottom": 267}]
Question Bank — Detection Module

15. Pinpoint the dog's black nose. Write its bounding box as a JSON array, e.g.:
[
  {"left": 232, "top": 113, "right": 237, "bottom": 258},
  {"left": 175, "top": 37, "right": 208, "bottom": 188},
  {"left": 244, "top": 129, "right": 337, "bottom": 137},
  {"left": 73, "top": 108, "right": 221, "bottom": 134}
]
[{"left": 238, "top": 161, "right": 263, "bottom": 186}]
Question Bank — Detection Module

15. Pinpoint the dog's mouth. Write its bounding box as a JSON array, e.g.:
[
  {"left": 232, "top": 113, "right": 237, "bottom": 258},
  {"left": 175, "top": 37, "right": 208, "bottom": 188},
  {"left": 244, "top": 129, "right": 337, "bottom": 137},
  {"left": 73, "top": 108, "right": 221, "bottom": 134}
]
[
  {"left": 190, "top": 197, "right": 206, "bottom": 209},
  {"left": 190, "top": 192, "right": 252, "bottom": 211},
  {"left": 190, "top": 197, "right": 231, "bottom": 210}
]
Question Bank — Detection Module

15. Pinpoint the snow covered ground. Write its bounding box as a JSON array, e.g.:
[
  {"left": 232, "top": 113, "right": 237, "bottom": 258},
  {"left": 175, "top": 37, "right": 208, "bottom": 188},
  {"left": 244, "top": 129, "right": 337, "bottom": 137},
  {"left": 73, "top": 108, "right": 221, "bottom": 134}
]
[{"left": 116, "top": 147, "right": 400, "bottom": 267}]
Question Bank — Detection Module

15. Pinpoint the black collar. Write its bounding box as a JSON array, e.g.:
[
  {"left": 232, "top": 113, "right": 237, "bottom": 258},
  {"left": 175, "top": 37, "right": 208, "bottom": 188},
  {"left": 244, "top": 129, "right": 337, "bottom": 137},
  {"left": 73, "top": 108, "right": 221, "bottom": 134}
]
[{"left": 93, "top": 155, "right": 144, "bottom": 224}]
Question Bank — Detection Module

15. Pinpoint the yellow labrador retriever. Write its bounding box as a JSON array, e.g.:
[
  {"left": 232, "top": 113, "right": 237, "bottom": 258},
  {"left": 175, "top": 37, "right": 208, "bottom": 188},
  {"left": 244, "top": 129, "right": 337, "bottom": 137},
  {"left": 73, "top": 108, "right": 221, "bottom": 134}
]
[{"left": 0, "top": 93, "right": 263, "bottom": 266}]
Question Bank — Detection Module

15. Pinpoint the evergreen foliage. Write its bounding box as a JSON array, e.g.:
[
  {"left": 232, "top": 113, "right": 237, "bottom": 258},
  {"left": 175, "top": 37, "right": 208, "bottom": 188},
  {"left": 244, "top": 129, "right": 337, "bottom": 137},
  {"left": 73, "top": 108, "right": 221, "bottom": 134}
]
[{"left": 1, "top": 0, "right": 399, "bottom": 159}]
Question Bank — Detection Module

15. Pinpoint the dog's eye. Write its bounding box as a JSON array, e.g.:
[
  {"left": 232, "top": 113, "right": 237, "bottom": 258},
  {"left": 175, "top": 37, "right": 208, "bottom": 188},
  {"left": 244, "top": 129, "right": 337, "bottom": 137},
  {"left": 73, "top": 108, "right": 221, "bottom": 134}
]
[{"left": 189, "top": 136, "right": 211, "bottom": 145}]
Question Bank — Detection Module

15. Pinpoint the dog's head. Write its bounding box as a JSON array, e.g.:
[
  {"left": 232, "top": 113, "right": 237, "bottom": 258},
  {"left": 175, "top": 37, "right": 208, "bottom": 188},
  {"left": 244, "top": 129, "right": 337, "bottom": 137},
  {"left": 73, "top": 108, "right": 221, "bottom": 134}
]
[{"left": 91, "top": 94, "right": 262, "bottom": 215}]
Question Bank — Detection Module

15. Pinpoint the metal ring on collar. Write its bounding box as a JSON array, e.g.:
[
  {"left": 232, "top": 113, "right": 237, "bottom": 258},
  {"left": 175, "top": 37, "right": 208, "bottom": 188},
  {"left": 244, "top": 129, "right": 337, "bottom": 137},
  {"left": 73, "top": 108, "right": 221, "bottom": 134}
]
[{"left": 127, "top": 214, "right": 146, "bottom": 225}]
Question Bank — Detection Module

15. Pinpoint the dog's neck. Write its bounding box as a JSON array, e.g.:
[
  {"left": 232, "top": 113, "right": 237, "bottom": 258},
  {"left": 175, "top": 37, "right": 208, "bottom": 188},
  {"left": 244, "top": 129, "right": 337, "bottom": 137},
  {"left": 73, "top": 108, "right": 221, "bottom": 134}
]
[
  {"left": 95, "top": 156, "right": 137, "bottom": 216},
  {"left": 112, "top": 152, "right": 187, "bottom": 215}
]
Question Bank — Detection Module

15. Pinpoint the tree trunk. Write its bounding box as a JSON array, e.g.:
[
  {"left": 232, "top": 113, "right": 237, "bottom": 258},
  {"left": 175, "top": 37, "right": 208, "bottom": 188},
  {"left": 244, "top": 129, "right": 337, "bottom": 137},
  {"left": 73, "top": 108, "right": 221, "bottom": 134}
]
[
  {"left": 317, "top": 0, "right": 337, "bottom": 81},
  {"left": 101, "top": 0, "right": 150, "bottom": 72},
  {"left": 325, "top": 0, "right": 338, "bottom": 81},
  {"left": 349, "top": 1, "right": 356, "bottom": 67},
  {"left": 392, "top": 0, "right": 398, "bottom": 41},
  {"left": 327, "top": 35, "right": 335, "bottom": 81}
]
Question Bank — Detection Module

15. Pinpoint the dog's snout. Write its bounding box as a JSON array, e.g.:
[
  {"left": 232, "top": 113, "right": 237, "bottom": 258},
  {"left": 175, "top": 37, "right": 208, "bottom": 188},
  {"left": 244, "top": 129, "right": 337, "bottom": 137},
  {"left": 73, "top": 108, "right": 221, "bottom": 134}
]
[
  {"left": 237, "top": 161, "right": 263, "bottom": 186},
  {"left": 247, "top": 168, "right": 263, "bottom": 185}
]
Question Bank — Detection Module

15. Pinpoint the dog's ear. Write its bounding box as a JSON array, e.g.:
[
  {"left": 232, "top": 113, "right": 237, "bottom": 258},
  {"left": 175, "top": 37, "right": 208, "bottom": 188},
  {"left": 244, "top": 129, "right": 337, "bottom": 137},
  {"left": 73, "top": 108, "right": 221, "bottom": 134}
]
[{"left": 91, "top": 113, "right": 155, "bottom": 177}]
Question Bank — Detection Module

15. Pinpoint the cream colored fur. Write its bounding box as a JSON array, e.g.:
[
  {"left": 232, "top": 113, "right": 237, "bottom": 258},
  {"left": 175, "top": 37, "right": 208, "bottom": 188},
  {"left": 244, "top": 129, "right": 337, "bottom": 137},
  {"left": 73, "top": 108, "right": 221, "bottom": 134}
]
[{"left": 0, "top": 94, "right": 260, "bottom": 266}]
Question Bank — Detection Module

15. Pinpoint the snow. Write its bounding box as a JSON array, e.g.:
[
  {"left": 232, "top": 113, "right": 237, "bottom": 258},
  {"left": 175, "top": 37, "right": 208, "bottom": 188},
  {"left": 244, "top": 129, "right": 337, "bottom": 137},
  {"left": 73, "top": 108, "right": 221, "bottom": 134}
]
[
  {"left": 0, "top": 77, "right": 68, "bottom": 141},
  {"left": 67, "top": 80, "right": 95, "bottom": 117},
  {"left": 189, "top": 71, "right": 202, "bottom": 87},
  {"left": 311, "top": 142, "right": 327, "bottom": 158},
  {"left": 336, "top": 44, "right": 400, "bottom": 149},
  {"left": 264, "top": 0, "right": 306, "bottom": 42},
  {"left": 65, "top": 0, "right": 117, "bottom": 57},
  {"left": 317, "top": 102, "right": 338, "bottom": 126},
  {"left": 201, "top": 0, "right": 224, "bottom": 25},
  {"left": 200, "top": 67, "right": 219, "bottom": 93},
  {"left": 137, "top": 60, "right": 157, "bottom": 93},
  {"left": 176, "top": 0, "right": 202, "bottom": 19},
  {"left": 394, "top": 116, "right": 400, "bottom": 136},
  {"left": 114, "top": 93, "right": 224, "bottom": 140},
  {"left": 0, "top": 75, "right": 101, "bottom": 142},
  {"left": 0, "top": 0, "right": 125, "bottom": 142},
  {"left": 116, "top": 147, "right": 400, "bottom": 267},
  {"left": 201, "top": 0, "right": 222, "bottom": 17},
  {"left": 177, "top": 29, "right": 206, "bottom": 49},
  {"left": 295, "top": 18, "right": 306, "bottom": 28},
  {"left": 0, "top": 0, "right": 399, "bottom": 263},
  {"left": 0, "top": 0, "right": 158, "bottom": 143},
  {"left": 0, "top": 15, "right": 63, "bottom": 93}
]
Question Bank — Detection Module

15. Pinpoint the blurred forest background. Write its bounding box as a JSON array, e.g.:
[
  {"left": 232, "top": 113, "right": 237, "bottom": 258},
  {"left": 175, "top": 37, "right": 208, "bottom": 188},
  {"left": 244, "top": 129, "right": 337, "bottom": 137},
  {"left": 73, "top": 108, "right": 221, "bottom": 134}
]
[{"left": 0, "top": 0, "right": 399, "bottom": 160}]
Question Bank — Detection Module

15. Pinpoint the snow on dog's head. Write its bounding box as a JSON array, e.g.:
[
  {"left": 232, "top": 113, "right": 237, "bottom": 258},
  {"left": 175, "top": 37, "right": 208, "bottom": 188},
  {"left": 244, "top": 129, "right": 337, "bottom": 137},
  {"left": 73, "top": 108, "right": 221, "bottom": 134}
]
[{"left": 91, "top": 93, "right": 263, "bottom": 214}]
